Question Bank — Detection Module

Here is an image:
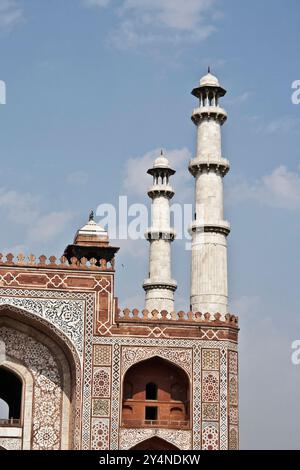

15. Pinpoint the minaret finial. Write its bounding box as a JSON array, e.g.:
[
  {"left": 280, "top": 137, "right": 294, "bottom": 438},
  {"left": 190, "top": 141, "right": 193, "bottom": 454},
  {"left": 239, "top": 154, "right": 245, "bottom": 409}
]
[
  {"left": 89, "top": 210, "right": 94, "bottom": 222},
  {"left": 208, "top": 66, "right": 211, "bottom": 74},
  {"left": 160, "top": 149, "right": 164, "bottom": 156}
]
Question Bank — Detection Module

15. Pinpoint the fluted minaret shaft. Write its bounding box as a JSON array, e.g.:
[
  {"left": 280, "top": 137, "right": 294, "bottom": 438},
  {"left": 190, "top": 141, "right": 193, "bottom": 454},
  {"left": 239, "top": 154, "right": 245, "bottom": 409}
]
[
  {"left": 143, "top": 152, "right": 177, "bottom": 312},
  {"left": 189, "top": 71, "right": 230, "bottom": 317}
]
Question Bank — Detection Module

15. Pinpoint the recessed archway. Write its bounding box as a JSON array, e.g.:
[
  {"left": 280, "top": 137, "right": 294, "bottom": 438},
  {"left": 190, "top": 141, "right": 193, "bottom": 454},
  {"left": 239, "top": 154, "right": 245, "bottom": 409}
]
[
  {"left": 121, "top": 356, "right": 190, "bottom": 429},
  {"left": 131, "top": 436, "right": 180, "bottom": 451},
  {"left": 0, "top": 306, "right": 81, "bottom": 449}
]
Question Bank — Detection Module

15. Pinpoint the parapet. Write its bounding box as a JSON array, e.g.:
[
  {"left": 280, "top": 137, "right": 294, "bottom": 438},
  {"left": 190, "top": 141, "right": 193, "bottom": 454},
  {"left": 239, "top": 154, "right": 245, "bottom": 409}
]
[
  {"left": 0, "top": 253, "right": 115, "bottom": 271},
  {"left": 116, "top": 308, "right": 238, "bottom": 327}
]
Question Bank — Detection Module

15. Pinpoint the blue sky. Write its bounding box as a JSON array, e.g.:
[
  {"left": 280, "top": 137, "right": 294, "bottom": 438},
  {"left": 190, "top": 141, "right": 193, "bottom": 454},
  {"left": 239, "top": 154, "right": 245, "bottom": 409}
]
[{"left": 0, "top": 0, "right": 300, "bottom": 449}]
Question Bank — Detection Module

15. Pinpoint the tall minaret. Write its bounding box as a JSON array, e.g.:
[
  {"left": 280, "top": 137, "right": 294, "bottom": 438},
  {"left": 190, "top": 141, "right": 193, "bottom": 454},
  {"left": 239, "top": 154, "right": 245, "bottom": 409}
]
[
  {"left": 143, "top": 151, "right": 177, "bottom": 312},
  {"left": 189, "top": 69, "right": 230, "bottom": 317}
]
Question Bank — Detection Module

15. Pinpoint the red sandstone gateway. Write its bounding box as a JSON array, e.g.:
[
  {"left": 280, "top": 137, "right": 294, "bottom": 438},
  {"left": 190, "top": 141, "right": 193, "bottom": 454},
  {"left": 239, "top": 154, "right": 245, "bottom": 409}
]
[{"left": 0, "top": 71, "right": 239, "bottom": 451}]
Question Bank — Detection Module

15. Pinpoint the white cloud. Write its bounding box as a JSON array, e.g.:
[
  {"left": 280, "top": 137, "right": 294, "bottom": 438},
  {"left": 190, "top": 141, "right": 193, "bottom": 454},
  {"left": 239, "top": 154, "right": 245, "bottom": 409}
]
[
  {"left": 226, "top": 91, "right": 252, "bottom": 105},
  {"left": 27, "top": 211, "right": 74, "bottom": 243},
  {"left": 123, "top": 147, "right": 192, "bottom": 201},
  {"left": 0, "top": 187, "right": 74, "bottom": 247},
  {"left": 227, "top": 166, "right": 300, "bottom": 210},
  {"left": 253, "top": 116, "right": 300, "bottom": 134},
  {"left": 265, "top": 116, "right": 300, "bottom": 134},
  {"left": 0, "top": 0, "right": 24, "bottom": 30},
  {"left": 0, "top": 188, "right": 39, "bottom": 224},
  {"left": 82, "top": 0, "right": 110, "bottom": 8},
  {"left": 106, "top": 0, "right": 219, "bottom": 49},
  {"left": 122, "top": 0, "right": 216, "bottom": 32}
]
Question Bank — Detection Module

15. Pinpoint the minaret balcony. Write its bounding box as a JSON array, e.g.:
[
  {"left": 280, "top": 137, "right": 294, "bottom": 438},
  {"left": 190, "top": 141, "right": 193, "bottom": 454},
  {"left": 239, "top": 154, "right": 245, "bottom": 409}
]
[
  {"left": 147, "top": 184, "right": 174, "bottom": 199},
  {"left": 189, "top": 220, "right": 231, "bottom": 236},
  {"left": 189, "top": 157, "right": 230, "bottom": 177},
  {"left": 191, "top": 105, "right": 227, "bottom": 125},
  {"left": 143, "top": 279, "right": 178, "bottom": 292},
  {"left": 145, "top": 228, "right": 176, "bottom": 241}
]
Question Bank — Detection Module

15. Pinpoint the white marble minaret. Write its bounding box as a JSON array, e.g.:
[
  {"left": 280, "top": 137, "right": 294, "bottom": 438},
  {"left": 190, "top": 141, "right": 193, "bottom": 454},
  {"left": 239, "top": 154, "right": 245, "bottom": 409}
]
[
  {"left": 143, "top": 151, "right": 177, "bottom": 312},
  {"left": 189, "top": 69, "right": 230, "bottom": 317}
]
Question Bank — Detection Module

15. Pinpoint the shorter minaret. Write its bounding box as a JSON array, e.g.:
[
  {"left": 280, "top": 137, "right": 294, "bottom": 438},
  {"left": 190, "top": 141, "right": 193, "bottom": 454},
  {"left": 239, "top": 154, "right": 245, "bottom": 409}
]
[{"left": 143, "top": 151, "right": 177, "bottom": 312}]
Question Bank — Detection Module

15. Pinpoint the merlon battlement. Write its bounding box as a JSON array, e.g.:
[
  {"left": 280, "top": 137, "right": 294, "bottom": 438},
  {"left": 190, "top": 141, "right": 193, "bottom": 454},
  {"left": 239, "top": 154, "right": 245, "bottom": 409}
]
[
  {"left": 116, "top": 308, "right": 238, "bottom": 327},
  {"left": 0, "top": 253, "right": 115, "bottom": 271}
]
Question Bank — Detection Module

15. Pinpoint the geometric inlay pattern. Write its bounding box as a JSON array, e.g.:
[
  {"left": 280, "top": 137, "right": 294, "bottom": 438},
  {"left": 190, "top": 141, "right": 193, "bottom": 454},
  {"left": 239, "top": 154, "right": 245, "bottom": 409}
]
[
  {"left": 228, "top": 350, "right": 238, "bottom": 375},
  {"left": 202, "top": 372, "right": 219, "bottom": 402},
  {"left": 202, "top": 349, "right": 220, "bottom": 370},
  {"left": 92, "top": 399, "right": 110, "bottom": 417},
  {"left": 93, "top": 345, "right": 112, "bottom": 366},
  {"left": 202, "top": 423, "right": 219, "bottom": 450},
  {"left": 91, "top": 418, "right": 110, "bottom": 450},
  {"left": 92, "top": 367, "right": 111, "bottom": 398},
  {"left": 202, "top": 403, "right": 219, "bottom": 421},
  {"left": 0, "top": 438, "right": 22, "bottom": 450},
  {"left": 229, "top": 426, "right": 238, "bottom": 450},
  {"left": 229, "top": 375, "right": 238, "bottom": 406}
]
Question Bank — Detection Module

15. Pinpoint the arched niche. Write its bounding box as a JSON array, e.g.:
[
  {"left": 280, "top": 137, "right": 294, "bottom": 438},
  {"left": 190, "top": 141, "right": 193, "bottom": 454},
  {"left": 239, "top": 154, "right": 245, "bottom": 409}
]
[
  {"left": 131, "top": 436, "right": 180, "bottom": 451},
  {"left": 121, "top": 356, "right": 190, "bottom": 429}
]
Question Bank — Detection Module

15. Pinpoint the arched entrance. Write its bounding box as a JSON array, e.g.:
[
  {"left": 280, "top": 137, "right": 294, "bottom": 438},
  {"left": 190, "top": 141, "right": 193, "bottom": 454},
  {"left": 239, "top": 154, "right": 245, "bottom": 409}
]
[
  {"left": 122, "top": 356, "right": 190, "bottom": 429},
  {"left": 0, "top": 306, "right": 81, "bottom": 450},
  {"left": 0, "top": 367, "right": 22, "bottom": 423},
  {"left": 131, "top": 436, "right": 179, "bottom": 450}
]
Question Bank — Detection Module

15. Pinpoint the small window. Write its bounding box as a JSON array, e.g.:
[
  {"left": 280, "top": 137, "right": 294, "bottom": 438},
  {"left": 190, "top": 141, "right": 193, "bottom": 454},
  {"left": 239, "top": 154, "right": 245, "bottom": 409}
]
[
  {"left": 146, "top": 382, "right": 157, "bottom": 400},
  {"left": 145, "top": 406, "right": 157, "bottom": 421}
]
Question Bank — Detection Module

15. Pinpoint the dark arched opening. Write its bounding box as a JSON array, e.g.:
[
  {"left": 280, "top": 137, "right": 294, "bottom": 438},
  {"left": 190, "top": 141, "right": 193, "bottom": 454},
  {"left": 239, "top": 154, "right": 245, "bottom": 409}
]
[
  {"left": 0, "top": 367, "right": 22, "bottom": 424},
  {"left": 131, "top": 436, "right": 179, "bottom": 451}
]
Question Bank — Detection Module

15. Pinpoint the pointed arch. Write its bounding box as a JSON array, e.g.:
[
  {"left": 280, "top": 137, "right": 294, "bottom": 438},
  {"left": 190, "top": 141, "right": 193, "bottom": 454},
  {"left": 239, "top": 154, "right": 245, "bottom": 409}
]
[
  {"left": 0, "top": 304, "right": 82, "bottom": 449},
  {"left": 121, "top": 356, "right": 190, "bottom": 431},
  {"left": 130, "top": 436, "right": 180, "bottom": 450}
]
